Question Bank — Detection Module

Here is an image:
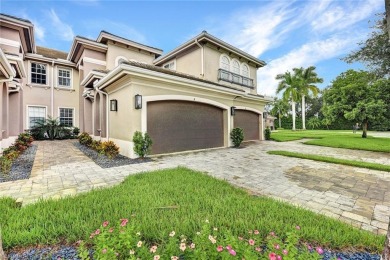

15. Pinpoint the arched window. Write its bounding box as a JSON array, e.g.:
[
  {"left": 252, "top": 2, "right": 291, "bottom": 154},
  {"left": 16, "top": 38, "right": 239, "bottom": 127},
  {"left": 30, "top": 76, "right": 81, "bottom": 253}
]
[
  {"left": 241, "top": 63, "right": 249, "bottom": 77},
  {"left": 232, "top": 60, "right": 240, "bottom": 74},
  {"left": 220, "top": 55, "right": 230, "bottom": 71}
]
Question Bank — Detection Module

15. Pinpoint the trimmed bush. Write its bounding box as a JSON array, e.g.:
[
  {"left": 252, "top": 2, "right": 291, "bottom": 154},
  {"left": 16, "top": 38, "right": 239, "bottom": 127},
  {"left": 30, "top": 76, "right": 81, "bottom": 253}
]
[
  {"left": 132, "top": 131, "right": 152, "bottom": 158},
  {"left": 73, "top": 127, "right": 80, "bottom": 136},
  {"left": 264, "top": 127, "right": 271, "bottom": 140},
  {"left": 230, "top": 127, "right": 244, "bottom": 148},
  {"left": 79, "top": 132, "right": 93, "bottom": 146},
  {"left": 102, "top": 141, "right": 119, "bottom": 159}
]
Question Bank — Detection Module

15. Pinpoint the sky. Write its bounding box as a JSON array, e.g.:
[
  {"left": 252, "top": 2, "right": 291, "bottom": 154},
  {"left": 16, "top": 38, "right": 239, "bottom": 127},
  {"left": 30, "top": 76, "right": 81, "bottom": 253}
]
[{"left": 1, "top": 0, "right": 385, "bottom": 96}]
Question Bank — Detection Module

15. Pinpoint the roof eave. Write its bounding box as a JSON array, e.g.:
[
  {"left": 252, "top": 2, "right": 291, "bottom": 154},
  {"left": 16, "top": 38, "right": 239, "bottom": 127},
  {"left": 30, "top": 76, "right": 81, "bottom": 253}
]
[{"left": 67, "top": 37, "right": 108, "bottom": 62}]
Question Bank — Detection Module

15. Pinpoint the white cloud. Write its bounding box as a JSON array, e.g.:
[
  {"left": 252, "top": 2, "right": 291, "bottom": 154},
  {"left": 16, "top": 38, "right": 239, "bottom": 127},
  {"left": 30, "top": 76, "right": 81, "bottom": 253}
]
[
  {"left": 47, "top": 9, "right": 75, "bottom": 41},
  {"left": 257, "top": 33, "right": 363, "bottom": 96},
  {"left": 32, "top": 20, "right": 45, "bottom": 42}
]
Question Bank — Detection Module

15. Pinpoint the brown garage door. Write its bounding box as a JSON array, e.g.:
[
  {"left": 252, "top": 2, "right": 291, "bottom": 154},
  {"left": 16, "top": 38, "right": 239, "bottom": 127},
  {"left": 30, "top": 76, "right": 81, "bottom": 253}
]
[
  {"left": 147, "top": 100, "right": 224, "bottom": 154},
  {"left": 234, "top": 110, "right": 260, "bottom": 141}
]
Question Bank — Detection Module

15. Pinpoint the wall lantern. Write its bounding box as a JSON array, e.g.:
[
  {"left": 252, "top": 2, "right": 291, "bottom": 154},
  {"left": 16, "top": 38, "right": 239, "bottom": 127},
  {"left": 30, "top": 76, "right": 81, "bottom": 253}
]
[
  {"left": 231, "top": 106, "right": 236, "bottom": 116},
  {"left": 110, "top": 99, "right": 118, "bottom": 111},
  {"left": 135, "top": 94, "right": 142, "bottom": 109}
]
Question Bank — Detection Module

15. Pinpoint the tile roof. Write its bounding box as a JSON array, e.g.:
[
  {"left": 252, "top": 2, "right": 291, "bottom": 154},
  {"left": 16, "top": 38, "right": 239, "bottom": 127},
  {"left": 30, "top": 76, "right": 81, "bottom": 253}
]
[
  {"left": 36, "top": 46, "right": 68, "bottom": 60},
  {"left": 92, "top": 69, "right": 110, "bottom": 74},
  {"left": 122, "top": 60, "right": 245, "bottom": 92}
]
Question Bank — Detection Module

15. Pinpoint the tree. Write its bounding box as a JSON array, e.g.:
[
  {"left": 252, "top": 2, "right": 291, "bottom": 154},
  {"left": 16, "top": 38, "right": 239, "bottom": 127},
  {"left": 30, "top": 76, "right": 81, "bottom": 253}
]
[
  {"left": 270, "top": 97, "right": 289, "bottom": 129},
  {"left": 386, "top": 0, "right": 390, "bottom": 37},
  {"left": 322, "top": 70, "right": 386, "bottom": 138},
  {"left": 307, "top": 117, "right": 322, "bottom": 130},
  {"left": 293, "top": 66, "right": 323, "bottom": 129},
  {"left": 343, "top": 13, "right": 390, "bottom": 78},
  {"left": 275, "top": 71, "right": 301, "bottom": 130}
]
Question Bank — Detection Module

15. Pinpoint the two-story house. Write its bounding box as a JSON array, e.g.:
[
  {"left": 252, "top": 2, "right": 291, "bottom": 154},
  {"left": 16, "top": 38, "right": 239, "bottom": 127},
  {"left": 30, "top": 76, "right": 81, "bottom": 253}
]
[{"left": 0, "top": 13, "right": 272, "bottom": 158}]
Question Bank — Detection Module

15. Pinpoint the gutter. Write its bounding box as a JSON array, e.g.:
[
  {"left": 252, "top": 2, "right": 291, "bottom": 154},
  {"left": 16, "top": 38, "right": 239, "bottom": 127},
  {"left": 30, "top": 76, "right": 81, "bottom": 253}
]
[
  {"left": 51, "top": 61, "right": 54, "bottom": 117},
  {"left": 94, "top": 81, "right": 109, "bottom": 140},
  {"left": 194, "top": 39, "right": 204, "bottom": 77}
]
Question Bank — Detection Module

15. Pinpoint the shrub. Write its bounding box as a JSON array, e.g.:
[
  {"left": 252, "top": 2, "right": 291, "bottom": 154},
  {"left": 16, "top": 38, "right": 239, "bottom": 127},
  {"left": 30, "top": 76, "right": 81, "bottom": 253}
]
[
  {"left": 91, "top": 140, "right": 104, "bottom": 155},
  {"left": 78, "top": 218, "right": 324, "bottom": 260},
  {"left": 30, "top": 116, "right": 64, "bottom": 140},
  {"left": 73, "top": 127, "right": 80, "bottom": 136},
  {"left": 4, "top": 150, "right": 20, "bottom": 161},
  {"left": 102, "top": 141, "right": 120, "bottom": 159},
  {"left": 79, "top": 132, "right": 93, "bottom": 146},
  {"left": 230, "top": 128, "right": 244, "bottom": 148},
  {"left": 17, "top": 133, "right": 33, "bottom": 146},
  {"left": 264, "top": 127, "right": 271, "bottom": 140},
  {"left": 0, "top": 156, "right": 12, "bottom": 174},
  {"left": 132, "top": 131, "right": 152, "bottom": 158}
]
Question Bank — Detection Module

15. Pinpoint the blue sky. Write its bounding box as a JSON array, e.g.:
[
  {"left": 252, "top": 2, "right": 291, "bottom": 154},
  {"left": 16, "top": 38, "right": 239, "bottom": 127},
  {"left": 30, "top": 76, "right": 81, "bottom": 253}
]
[{"left": 1, "top": 0, "right": 385, "bottom": 96}]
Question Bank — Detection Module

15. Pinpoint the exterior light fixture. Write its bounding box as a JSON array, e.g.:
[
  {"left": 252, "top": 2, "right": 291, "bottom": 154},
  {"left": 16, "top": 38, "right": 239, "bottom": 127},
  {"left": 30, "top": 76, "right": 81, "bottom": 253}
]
[
  {"left": 110, "top": 99, "right": 118, "bottom": 111},
  {"left": 231, "top": 106, "right": 236, "bottom": 116},
  {"left": 135, "top": 94, "right": 142, "bottom": 109}
]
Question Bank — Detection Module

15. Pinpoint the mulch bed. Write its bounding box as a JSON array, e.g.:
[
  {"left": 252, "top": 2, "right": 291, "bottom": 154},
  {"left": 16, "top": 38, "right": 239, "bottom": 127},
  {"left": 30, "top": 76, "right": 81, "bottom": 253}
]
[
  {"left": 0, "top": 145, "right": 37, "bottom": 183},
  {"left": 73, "top": 142, "right": 152, "bottom": 168}
]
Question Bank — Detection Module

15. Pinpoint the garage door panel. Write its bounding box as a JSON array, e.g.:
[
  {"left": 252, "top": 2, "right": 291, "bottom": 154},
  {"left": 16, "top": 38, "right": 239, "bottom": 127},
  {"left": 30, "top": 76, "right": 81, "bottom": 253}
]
[
  {"left": 234, "top": 110, "right": 260, "bottom": 141},
  {"left": 147, "top": 101, "right": 224, "bottom": 154}
]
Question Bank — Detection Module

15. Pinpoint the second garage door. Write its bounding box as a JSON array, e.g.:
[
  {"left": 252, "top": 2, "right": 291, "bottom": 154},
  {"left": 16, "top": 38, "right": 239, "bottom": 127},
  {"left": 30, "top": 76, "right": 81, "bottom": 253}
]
[
  {"left": 234, "top": 110, "right": 260, "bottom": 141},
  {"left": 147, "top": 100, "right": 224, "bottom": 154}
]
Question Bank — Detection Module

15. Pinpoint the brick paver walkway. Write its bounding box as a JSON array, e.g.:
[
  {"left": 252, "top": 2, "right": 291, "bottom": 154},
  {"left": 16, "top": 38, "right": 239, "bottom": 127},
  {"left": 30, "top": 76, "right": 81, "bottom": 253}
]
[{"left": 0, "top": 139, "right": 389, "bottom": 235}]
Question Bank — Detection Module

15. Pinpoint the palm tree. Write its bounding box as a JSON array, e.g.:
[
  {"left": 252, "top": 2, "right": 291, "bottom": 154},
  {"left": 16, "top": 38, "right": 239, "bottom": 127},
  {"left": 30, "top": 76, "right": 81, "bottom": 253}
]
[
  {"left": 271, "top": 97, "right": 289, "bottom": 129},
  {"left": 294, "top": 66, "right": 323, "bottom": 130},
  {"left": 275, "top": 71, "right": 301, "bottom": 130}
]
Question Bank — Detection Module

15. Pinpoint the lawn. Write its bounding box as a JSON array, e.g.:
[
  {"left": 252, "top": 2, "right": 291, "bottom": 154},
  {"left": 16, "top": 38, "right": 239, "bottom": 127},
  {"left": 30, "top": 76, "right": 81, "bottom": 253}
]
[
  {"left": 267, "top": 151, "right": 390, "bottom": 172},
  {"left": 0, "top": 167, "right": 384, "bottom": 252},
  {"left": 271, "top": 130, "right": 390, "bottom": 153}
]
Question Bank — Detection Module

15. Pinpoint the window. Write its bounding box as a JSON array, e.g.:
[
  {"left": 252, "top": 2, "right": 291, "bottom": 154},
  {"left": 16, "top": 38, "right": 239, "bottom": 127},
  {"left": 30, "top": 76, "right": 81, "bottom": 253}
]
[
  {"left": 220, "top": 55, "right": 230, "bottom": 70},
  {"left": 163, "top": 60, "right": 175, "bottom": 70},
  {"left": 31, "top": 63, "right": 47, "bottom": 84},
  {"left": 232, "top": 60, "right": 240, "bottom": 74},
  {"left": 58, "top": 68, "right": 71, "bottom": 87},
  {"left": 59, "top": 108, "right": 74, "bottom": 127},
  {"left": 28, "top": 106, "right": 46, "bottom": 128},
  {"left": 241, "top": 64, "right": 249, "bottom": 77}
]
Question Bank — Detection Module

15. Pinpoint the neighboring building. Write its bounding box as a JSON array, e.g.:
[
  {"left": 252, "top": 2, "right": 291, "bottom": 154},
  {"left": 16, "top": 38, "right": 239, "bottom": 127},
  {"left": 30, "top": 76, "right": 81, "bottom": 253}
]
[
  {"left": 264, "top": 115, "right": 276, "bottom": 130},
  {"left": 0, "top": 13, "right": 272, "bottom": 157}
]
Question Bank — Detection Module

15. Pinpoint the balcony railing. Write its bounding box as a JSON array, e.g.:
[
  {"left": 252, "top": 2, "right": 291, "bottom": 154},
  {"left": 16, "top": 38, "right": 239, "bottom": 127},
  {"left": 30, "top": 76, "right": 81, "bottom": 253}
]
[{"left": 218, "top": 69, "right": 254, "bottom": 88}]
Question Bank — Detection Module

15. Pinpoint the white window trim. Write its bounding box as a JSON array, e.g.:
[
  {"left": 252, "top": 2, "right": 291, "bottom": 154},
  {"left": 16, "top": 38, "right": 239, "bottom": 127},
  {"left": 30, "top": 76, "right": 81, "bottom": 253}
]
[
  {"left": 162, "top": 59, "right": 176, "bottom": 70},
  {"left": 56, "top": 66, "right": 73, "bottom": 89},
  {"left": 115, "top": 56, "right": 128, "bottom": 67},
  {"left": 26, "top": 105, "right": 48, "bottom": 129},
  {"left": 231, "top": 58, "right": 240, "bottom": 74},
  {"left": 219, "top": 54, "right": 230, "bottom": 70},
  {"left": 28, "top": 60, "right": 50, "bottom": 87},
  {"left": 241, "top": 62, "right": 250, "bottom": 78},
  {"left": 58, "top": 107, "right": 75, "bottom": 127}
]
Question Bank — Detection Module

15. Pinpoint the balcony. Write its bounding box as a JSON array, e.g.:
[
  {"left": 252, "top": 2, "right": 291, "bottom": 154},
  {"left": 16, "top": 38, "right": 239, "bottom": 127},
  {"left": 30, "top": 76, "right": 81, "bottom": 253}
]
[{"left": 217, "top": 69, "right": 254, "bottom": 88}]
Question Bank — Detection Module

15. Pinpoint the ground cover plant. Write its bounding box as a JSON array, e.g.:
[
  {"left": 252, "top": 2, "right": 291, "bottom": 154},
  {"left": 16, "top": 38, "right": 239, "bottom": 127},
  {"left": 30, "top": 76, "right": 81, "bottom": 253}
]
[
  {"left": 267, "top": 151, "right": 390, "bottom": 172},
  {"left": 0, "top": 168, "right": 384, "bottom": 253},
  {"left": 271, "top": 130, "right": 390, "bottom": 153}
]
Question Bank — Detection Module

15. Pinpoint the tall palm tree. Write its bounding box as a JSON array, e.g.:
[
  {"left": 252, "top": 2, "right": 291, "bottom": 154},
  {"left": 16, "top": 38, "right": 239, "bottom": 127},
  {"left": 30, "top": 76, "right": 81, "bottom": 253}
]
[
  {"left": 294, "top": 66, "right": 323, "bottom": 130},
  {"left": 271, "top": 97, "right": 289, "bottom": 129},
  {"left": 275, "top": 71, "right": 301, "bottom": 130}
]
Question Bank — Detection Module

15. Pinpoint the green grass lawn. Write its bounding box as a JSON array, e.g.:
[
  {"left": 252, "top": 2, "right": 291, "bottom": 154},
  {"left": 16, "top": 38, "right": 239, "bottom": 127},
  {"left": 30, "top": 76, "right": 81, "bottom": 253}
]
[
  {"left": 268, "top": 151, "right": 390, "bottom": 172},
  {"left": 0, "top": 167, "right": 384, "bottom": 252},
  {"left": 271, "top": 130, "right": 390, "bottom": 153}
]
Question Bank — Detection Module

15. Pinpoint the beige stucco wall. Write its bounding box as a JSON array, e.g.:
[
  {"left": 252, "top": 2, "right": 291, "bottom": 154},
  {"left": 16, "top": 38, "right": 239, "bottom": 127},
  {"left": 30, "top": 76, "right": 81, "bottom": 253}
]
[
  {"left": 0, "top": 26, "right": 22, "bottom": 54},
  {"left": 102, "top": 72, "right": 266, "bottom": 157},
  {"left": 174, "top": 45, "right": 202, "bottom": 78},
  {"left": 105, "top": 42, "right": 156, "bottom": 70}
]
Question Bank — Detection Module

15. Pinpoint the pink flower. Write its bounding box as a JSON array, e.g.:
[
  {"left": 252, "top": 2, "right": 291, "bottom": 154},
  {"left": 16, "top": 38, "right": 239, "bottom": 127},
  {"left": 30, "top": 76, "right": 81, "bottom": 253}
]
[
  {"left": 229, "top": 249, "right": 236, "bottom": 256},
  {"left": 316, "top": 247, "right": 324, "bottom": 255},
  {"left": 269, "top": 231, "right": 275, "bottom": 236},
  {"left": 269, "top": 252, "right": 277, "bottom": 260},
  {"left": 120, "top": 219, "right": 128, "bottom": 227},
  {"left": 254, "top": 230, "right": 259, "bottom": 235},
  {"left": 102, "top": 221, "right": 109, "bottom": 227},
  {"left": 249, "top": 239, "right": 255, "bottom": 246},
  {"left": 154, "top": 256, "right": 160, "bottom": 260},
  {"left": 150, "top": 245, "right": 157, "bottom": 253},
  {"left": 109, "top": 228, "right": 114, "bottom": 233},
  {"left": 282, "top": 249, "right": 288, "bottom": 255},
  {"left": 190, "top": 243, "right": 195, "bottom": 249},
  {"left": 102, "top": 248, "right": 107, "bottom": 254},
  {"left": 274, "top": 244, "right": 280, "bottom": 250},
  {"left": 217, "top": 245, "right": 223, "bottom": 252},
  {"left": 295, "top": 225, "right": 301, "bottom": 230},
  {"left": 307, "top": 245, "right": 312, "bottom": 250},
  {"left": 255, "top": 247, "right": 262, "bottom": 252},
  {"left": 171, "top": 256, "right": 178, "bottom": 260},
  {"left": 94, "top": 229, "right": 100, "bottom": 235},
  {"left": 226, "top": 245, "right": 232, "bottom": 251},
  {"left": 277, "top": 255, "right": 282, "bottom": 260},
  {"left": 180, "top": 243, "right": 186, "bottom": 251}
]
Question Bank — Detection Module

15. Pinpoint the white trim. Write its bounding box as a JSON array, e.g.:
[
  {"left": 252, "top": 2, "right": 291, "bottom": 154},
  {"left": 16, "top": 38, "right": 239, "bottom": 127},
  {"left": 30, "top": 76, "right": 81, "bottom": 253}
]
[
  {"left": 80, "top": 70, "right": 106, "bottom": 87},
  {"left": 219, "top": 53, "right": 230, "bottom": 70},
  {"left": 26, "top": 105, "right": 48, "bottom": 129},
  {"left": 28, "top": 60, "right": 49, "bottom": 87},
  {"left": 56, "top": 66, "right": 73, "bottom": 89},
  {"left": 234, "top": 106, "right": 262, "bottom": 115},
  {"left": 83, "top": 57, "right": 107, "bottom": 66},
  {"left": 0, "top": 49, "right": 15, "bottom": 79},
  {"left": 231, "top": 58, "right": 240, "bottom": 74},
  {"left": 141, "top": 94, "right": 231, "bottom": 134},
  {"left": 58, "top": 107, "right": 75, "bottom": 127},
  {"left": 241, "top": 62, "right": 250, "bottom": 78},
  {"left": 162, "top": 59, "right": 176, "bottom": 70},
  {"left": 0, "top": 38, "right": 21, "bottom": 48},
  {"left": 115, "top": 56, "right": 128, "bottom": 67}
]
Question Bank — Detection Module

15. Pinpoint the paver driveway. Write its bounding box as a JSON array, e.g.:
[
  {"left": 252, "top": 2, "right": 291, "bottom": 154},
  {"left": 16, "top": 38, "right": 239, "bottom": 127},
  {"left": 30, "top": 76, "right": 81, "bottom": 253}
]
[{"left": 0, "top": 139, "right": 389, "bottom": 235}]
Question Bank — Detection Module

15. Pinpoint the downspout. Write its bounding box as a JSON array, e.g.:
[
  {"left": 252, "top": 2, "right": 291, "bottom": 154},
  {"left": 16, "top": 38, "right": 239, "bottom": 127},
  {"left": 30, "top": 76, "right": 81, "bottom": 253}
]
[
  {"left": 94, "top": 84, "right": 109, "bottom": 140},
  {"left": 195, "top": 39, "right": 204, "bottom": 77},
  {"left": 51, "top": 61, "right": 54, "bottom": 117}
]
